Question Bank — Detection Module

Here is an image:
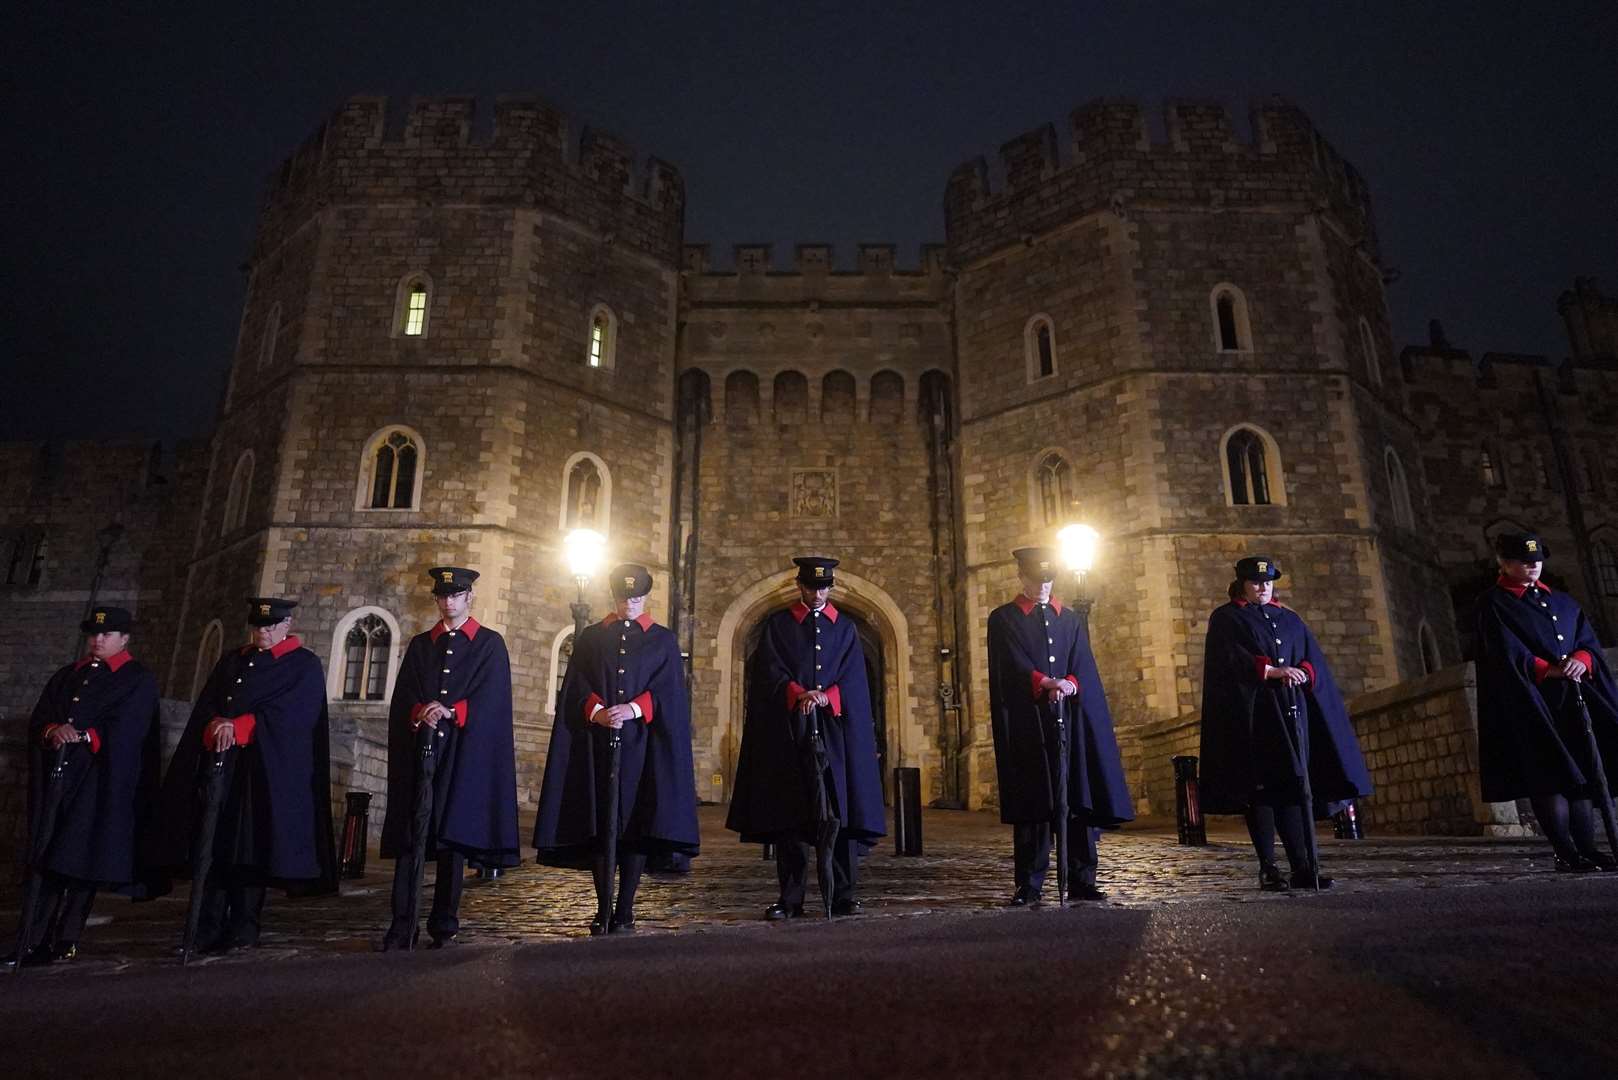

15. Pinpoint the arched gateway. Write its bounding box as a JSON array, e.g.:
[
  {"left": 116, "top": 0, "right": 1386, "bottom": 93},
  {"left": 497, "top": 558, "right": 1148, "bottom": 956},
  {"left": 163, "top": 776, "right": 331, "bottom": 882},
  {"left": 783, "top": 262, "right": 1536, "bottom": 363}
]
[{"left": 706, "top": 569, "right": 922, "bottom": 803}]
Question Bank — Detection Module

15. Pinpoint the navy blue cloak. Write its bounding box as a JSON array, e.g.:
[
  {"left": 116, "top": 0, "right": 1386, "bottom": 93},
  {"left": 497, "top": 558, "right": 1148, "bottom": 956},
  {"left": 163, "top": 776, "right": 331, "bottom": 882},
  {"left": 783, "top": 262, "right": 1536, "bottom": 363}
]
[
  {"left": 26, "top": 654, "right": 163, "bottom": 892},
  {"left": 1199, "top": 601, "right": 1372, "bottom": 815},
  {"left": 153, "top": 639, "right": 337, "bottom": 891},
  {"left": 380, "top": 619, "right": 520, "bottom": 868},
  {"left": 532, "top": 615, "right": 700, "bottom": 867},
  {"left": 1475, "top": 582, "right": 1618, "bottom": 801},
  {"left": 986, "top": 599, "right": 1134, "bottom": 826},
  {"left": 725, "top": 603, "right": 887, "bottom": 845}
]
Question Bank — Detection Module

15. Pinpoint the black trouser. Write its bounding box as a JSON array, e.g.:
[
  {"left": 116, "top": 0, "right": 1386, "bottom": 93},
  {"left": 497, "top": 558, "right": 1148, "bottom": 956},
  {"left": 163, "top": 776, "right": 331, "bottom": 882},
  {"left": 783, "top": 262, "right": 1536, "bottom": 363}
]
[
  {"left": 389, "top": 848, "right": 467, "bottom": 940},
  {"left": 18, "top": 872, "right": 97, "bottom": 953},
  {"left": 197, "top": 869, "right": 268, "bottom": 949},
  {"left": 593, "top": 850, "right": 647, "bottom": 918},
  {"left": 1245, "top": 800, "right": 1314, "bottom": 874},
  {"left": 1013, "top": 819, "right": 1100, "bottom": 894},
  {"left": 776, "top": 834, "right": 857, "bottom": 908},
  {"left": 1530, "top": 794, "right": 1599, "bottom": 860}
]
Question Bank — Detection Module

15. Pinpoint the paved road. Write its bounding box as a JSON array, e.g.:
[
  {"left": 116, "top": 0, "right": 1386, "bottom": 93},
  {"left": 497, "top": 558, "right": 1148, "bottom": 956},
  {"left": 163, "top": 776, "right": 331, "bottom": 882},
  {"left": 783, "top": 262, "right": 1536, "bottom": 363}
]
[{"left": 2, "top": 809, "right": 1614, "bottom": 1077}]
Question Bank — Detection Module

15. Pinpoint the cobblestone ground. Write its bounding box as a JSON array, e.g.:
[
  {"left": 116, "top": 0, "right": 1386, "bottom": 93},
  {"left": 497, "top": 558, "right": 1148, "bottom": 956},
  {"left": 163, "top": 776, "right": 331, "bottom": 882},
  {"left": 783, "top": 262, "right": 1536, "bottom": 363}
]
[{"left": 0, "top": 807, "right": 1571, "bottom": 976}]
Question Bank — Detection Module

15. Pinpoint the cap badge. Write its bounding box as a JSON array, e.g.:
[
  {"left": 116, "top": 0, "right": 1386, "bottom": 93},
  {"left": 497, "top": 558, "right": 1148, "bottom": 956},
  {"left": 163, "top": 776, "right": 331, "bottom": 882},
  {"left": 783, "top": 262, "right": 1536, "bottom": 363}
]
[
  {"left": 94, "top": 612, "right": 106, "bottom": 624},
  {"left": 259, "top": 603, "right": 271, "bottom": 615},
  {"left": 1039, "top": 560, "right": 1051, "bottom": 572},
  {"left": 624, "top": 576, "right": 636, "bottom": 590},
  {"left": 1257, "top": 561, "right": 1268, "bottom": 573},
  {"left": 441, "top": 570, "right": 455, "bottom": 583},
  {"left": 814, "top": 566, "right": 825, "bottom": 578},
  {"left": 1525, "top": 540, "right": 1538, "bottom": 553}
]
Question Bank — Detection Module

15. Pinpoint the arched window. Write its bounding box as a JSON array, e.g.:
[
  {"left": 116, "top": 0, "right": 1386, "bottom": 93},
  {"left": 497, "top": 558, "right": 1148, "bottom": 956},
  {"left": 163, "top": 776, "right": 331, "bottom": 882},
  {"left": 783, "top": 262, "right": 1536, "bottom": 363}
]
[
  {"left": 222, "top": 450, "right": 254, "bottom": 535},
  {"left": 1595, "top": 541, "right": 1618, "bottom": 597},
  {"left": 1480, "top": 442, "right": 1504, "bottom": 489},
  {"left": 192, "top": 620, "right": 224, "bottom": 700},
  {"left": 821, "top": 371, "right": 856, "bottom": 423},
  {"left": 1385, "top": 447, "right": 1415, "bottom": 529},
  {"left": 356, "top": 426, "right": 426, "bottom": 512},
  {"left": 259, "top": 302, "right": 281, "bottom": 369},
  {"left": 394, "top": 273, "right": 432, "bottom": 338},
  {"left": 26, "top": 535, "right": 46, "bottom": 586},
  {"left": 918, "top": 369, "right": 954, "bottom": 431},
  {"left": 1418, "top": 621, "right": 1442, "bottom": 676},
  {"left": 560, "top": 451, "right": 611, "bottom": 533},
  {"left": 1024, "top": 315, "right": 1057, "bottom": 380},
  {"left": 547, "top": 628, "right": 575, "bottom": 716},
  {"left": 678, "top": 369, "right": 713, "bottom": 425},
  {"left": 1034, "top": 451, "right": 1075, "bottom": 526},
  {"left": 773, "top": 371, "right": 808, "bottom": 424},
  {"left": 586, "top": 304, "right": 618, "bottom": 370},
  {"left": 725, "top": 371, "right": 760, "bottom": 428},
  {"left": 870, "top": 370, "right": 904, "bottom": 424},
  {"left": 1223, "top": 426, "right": 1283, "bottom": 506},
  {"left": 327, "top": 607, "right": 402, "bottom": 703},
  {"left": 1358, "top": 317, "right": 1382, "bottom": 386},
  {"left": 1210, "top": 284, "right": 1252, "bottom": 352}
]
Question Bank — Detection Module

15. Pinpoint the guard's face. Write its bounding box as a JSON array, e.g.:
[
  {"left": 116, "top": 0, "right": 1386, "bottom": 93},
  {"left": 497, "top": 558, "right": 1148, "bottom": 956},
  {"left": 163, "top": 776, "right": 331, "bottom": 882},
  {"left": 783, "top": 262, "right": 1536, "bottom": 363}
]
[
  {"left": 1499, "top": 557, "right": 1542, "bottom": 585},
  {"left": 251, "top": 617, "right": 292, "bottom": 649},
  {"left": 88, "top": 631, "right": 130, "bottom": 659},
  {"left": 1242, "top": 579, "right": 1274, "bottom": 605},
  {"left": 619, "top": 593, "right": 648, "bottom": 619},
  {"left": 1019, "top": 574, "right": 1053, "bottom": 603},
  {"left": 436, "top": 588, "right": 472, "bottom": 622},
  {"left": 798, "top": 583, "right": 831, "bottom": 610}
]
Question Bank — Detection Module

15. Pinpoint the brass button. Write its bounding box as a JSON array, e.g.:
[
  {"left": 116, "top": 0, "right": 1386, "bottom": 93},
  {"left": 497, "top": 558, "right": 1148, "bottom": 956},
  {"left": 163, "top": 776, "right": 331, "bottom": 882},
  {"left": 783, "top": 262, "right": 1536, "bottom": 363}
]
[
  {"left": 1049, "top": 656, "right": 1056, "bottom": 663},
  {"left": 1551, "top": 616, "right": 1558, "bottom": 622},
  {"left": 1556, "top": 634, "right": 1565, "bottom": 641},
  {"left": 815, "top": 684, "right": 823, "bottom": 690},
  {"left": 442, "top": 667, "right": 451, "bottom": 673},
  {"left": 236, "top": 678, "right": 243, "bottom": 684},
  {"left": 618, "top": 668, "right": 625, "bottom": 674},
  {"left": 247, "top": 662, "right": 254, "bottom": 668},
  {"left": 446, "top": 650, "right": 454, "bottom": 655},
  {"left": 225, "top": 696, "right": 233, "bottom": 702},
  {"left": 815, "top": 645, "right": 822, "bottom": 651},
  {"left": 440, "top": 689, "right": 449, "bottom": 695},
  {"left": 72, "top": 697, "right": 79, "bottom": 702},
  {"left": 816, "top": 665, "right": 822, "bottom": 671},
  {"left": 619, "top": 649, "right": 626, "bottom": 655}
]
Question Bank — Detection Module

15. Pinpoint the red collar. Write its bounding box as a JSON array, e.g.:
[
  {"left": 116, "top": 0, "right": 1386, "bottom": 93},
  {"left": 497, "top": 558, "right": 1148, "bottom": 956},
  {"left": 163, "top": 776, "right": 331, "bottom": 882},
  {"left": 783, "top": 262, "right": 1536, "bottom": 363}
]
[
  {"left": 76, "top": 650, "right": 132, "bottom": 673},
  {"left": 602, "top": 612, "right": 655, "bottom": 632},
  {"left": 1497, "top": 575, "right": 1550, "bottom": 599},
  {"left": 430, "top": 617, "right": 481, "bottom": 643},
  {"left": 1231, "top": 598, "right": 1279, "bottom": 608},
  {"left": 790, "top": 601, "right": 839, "bottom": 624},
  {"left": 1013, "top": 594, "right": 1063, "bottom": 616},
  {"left": 241, "top": 635, "right": 302, "bottom": 659}
]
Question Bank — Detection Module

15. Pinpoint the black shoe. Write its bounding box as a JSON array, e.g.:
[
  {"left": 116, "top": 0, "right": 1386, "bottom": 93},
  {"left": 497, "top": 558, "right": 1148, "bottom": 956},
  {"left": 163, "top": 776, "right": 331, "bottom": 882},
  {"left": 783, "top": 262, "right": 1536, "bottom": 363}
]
[
  {"left": 7, "top": 944, "right": 56, "bottom": 967},
  {"left": 1290, "top": 870, "right": 1335, "bottom": 890},
  {"left": 831, "top": 899, "right": 863, "bottom": 917},
  {"left": 199, "top": 936, "right": 236, "bottom": 956},
  {"left": 764, "top": 903, "right": 804, "bottom": 921},
  {"left": 428, "top": 933, "right": 458, "bottom": 949},
  {"left": 49, "top": 942, "right": 77, "bottom": 963},
  {"left": 608, "top": 916, "right": 637, "bottom": 934},
  {"left": 1555, "top": 854, "right": 1601, "bottom": 873},
  {"left": 589, "top": 911, "right": 610, "bottom": 935},
  {"left": 381, "top": 922, "right": 417, "bottom": 952},
  {"left": 1070, "top": 884, "right": 1107, "bottom": 902},
  {"left": 1259, "top": 865, "right": 1291, "bottom": 892},
  {"left": 1576, "top": 850, "right": 1618, "bottom": 871}
]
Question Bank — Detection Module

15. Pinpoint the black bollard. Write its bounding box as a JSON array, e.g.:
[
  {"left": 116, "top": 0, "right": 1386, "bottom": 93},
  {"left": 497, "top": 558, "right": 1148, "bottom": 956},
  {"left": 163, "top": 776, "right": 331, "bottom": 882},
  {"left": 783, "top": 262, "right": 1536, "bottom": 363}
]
[
  {"left": 1172, "top": 756, "right": 1208, "bottom": 846},
  {"left": 338, "top": 791, "right": 372, "bottom": 878},
  {"left": 893, "top": 766, "right": 924, "bottom": 856},
  {"left": 1333, "top": 800, "right": 1364, "bottom": 840}
]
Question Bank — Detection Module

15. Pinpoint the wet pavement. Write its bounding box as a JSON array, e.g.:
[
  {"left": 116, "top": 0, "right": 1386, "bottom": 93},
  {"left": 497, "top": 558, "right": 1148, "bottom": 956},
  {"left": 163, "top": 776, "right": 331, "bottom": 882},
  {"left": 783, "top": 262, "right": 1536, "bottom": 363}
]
[{"left": 2, "top": 808, "right": 1615, "bottom": 1078}]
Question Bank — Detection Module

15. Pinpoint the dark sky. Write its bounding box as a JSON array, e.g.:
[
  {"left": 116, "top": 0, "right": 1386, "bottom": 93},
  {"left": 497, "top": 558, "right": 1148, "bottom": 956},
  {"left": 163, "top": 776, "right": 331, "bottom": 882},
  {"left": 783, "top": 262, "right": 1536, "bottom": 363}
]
[{"left": 7, "top": 1, "right": 1614, "bottom": 442}]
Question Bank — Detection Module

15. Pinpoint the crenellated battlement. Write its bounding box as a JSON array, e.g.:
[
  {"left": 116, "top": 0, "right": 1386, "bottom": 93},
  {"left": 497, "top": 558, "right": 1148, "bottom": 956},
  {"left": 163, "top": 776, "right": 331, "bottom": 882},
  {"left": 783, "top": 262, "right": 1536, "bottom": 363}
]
[
  {"left": 255, "top": 95, "right": 685, "bottom": 265},
  {"left": 945, "top": 97, "right": 1378, "bottom": 266},
  {"left": 681, "top": 242, "right": 948, "bottom": 277}
]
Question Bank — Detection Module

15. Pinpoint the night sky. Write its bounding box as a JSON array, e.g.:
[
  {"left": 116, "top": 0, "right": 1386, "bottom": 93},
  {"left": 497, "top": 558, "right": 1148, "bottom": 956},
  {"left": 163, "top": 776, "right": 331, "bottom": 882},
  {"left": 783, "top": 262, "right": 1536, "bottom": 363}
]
[{"left": 7, "top": 1, "right": 1614, "bottom": 443}]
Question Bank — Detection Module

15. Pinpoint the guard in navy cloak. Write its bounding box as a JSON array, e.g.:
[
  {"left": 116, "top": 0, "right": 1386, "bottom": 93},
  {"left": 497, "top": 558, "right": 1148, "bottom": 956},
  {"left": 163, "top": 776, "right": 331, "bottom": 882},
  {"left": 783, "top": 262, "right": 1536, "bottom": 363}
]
[
  {"left": 1476, "top": 532, "right": 1618, "bottom": 871},
  {"left": 382, "top": 567, "right": 520, "bottom": 948},
  {"left": 725, "top": 556, "right": 886, "bottom": 920},
  {"left": 153, "top": 598, "right": 336, "bottom": 952},
  {"left": 1199, "top": 558, "right": 1371, "bottom": 891},
  {"left": 533, "top": 564, "right": 700, "bottom": 934},
  {"left": 7, "top": 607, "right": 162, "bottom": 967},
  {"left": 987, "top": 549, "right": 1134, "bottom": 905}
]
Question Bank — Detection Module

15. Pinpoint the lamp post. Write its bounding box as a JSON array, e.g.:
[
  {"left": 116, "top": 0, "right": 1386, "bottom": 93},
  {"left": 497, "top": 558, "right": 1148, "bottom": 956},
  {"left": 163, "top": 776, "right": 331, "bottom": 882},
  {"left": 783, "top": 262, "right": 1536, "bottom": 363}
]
[
  {"left": 564, "top": 528, "right": 608, "bottom": 638},
  {"left": 1057, "top": 523, "right": 1099, "bottom": 623}
]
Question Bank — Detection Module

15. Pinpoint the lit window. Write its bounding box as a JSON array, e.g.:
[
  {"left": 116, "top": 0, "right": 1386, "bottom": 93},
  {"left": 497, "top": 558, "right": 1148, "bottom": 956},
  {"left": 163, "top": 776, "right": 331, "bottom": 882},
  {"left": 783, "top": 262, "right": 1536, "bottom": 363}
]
[
  {"left": 586, "top": 305, "right": 618, "bottom": 370},
  {"left": 404, "top": 286, "right": 427, "bottom": 336},
  {"left": 342, "top": 615, "right": 392, "bottom": 701},
  {"left": 370, "top": 431, "right": 419, "bottom": 509},
  {"left": 1226, "top": 429, "right": 1272, "bottom": 505},
  {"left": 1037, "top": 452, "right": 1074, "bottom": 525},
  {"left": 589, "top": 316, "right": 606, "bottom": 367}
]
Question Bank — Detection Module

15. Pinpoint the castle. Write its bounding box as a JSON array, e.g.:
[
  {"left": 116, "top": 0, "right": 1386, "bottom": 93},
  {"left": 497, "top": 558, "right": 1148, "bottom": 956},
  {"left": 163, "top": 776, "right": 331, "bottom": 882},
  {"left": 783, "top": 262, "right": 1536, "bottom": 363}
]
[{"left": 4, "top": 94, "right": 1617, "bottom": 840}]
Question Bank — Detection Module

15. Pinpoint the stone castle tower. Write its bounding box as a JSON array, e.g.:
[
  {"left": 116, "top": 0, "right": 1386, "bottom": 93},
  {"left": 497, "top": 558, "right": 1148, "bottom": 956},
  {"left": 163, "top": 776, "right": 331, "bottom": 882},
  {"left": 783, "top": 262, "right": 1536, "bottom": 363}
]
[{"left": 17, "top": 92, "right": 1609, "bottom": 841}]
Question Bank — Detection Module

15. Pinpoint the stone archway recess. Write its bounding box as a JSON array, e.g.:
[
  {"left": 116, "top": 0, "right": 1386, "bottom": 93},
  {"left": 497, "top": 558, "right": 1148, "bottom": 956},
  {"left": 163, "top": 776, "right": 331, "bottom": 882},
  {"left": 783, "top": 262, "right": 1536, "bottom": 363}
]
[{"left": 708, "top": 568, "right": 920, "bottom": 801}]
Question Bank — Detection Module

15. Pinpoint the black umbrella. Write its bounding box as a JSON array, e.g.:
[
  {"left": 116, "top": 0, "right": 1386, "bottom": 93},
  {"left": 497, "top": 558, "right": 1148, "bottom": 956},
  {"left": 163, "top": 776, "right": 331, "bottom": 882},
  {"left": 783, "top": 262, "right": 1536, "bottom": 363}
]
[
  {"left": 803, "top": 705, "right": 839, "bottom": 919},
  {"left": 1278, "top": 683, "right": 1320, "bottom": 891},
  {"left": 11, "top": 744, "right": 70, "bottom": 974},
  {"left": 1046, "top": 700, "right": 1070, "bottom": 907},
  {"left": 181, "top": 749, "right": 237, "bottom": 965},
  {"left": 395, "top": 722, "right": 444, "bottom": 951},
  {"left": 592, "top": 725, "right": 623, "bottom": 935},
  {"left": 1572, "top": 681, "right": 1618, "bottom": 859}
]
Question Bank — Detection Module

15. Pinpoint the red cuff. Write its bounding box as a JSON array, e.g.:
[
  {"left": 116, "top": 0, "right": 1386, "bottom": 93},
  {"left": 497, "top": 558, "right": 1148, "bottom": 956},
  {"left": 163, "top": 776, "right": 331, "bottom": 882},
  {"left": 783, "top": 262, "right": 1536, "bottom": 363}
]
[
  {"left": 826, "top": 685, "right": 843, "bottom": 717},
  {"left": 204, "top": 714, "right": 255, "bottom": 746},
  {"left": 786, "top": 682, "right": 808, "bottom": 711},
  {"left": 632, "top": 691, "right": 654, "bottom": 724},
  {"left": 1253, "top": 655, "right": 1273, "bottom": 681},
  {"left": 84, "top": 728, "right": 102, "bottom": 754},
  {"left": 1066, "top": 674, "right": 1081, "bottom": 697},
  {"left": 1030, "top": 670, "right": 1049, "bottom": 701},
  {"left": 409, "top": 702, "right": 429, "bottom": 728},
  {"left": 1573, "top": 650, "right": 1594, "bottom": 670},
  {"left": 451, "top": 700, "right": 468, "bottom": 728},
  {"left": 582, "top": 692, "right": 605, "bottom": 725},
  {"left": 1531, "top": 657, "right": 1552, "bottom": 685},
  {"left": 1299, "top": 661, "right": 1316, "bottom": 686}
]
